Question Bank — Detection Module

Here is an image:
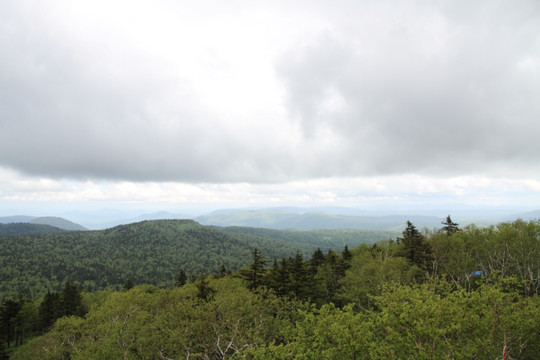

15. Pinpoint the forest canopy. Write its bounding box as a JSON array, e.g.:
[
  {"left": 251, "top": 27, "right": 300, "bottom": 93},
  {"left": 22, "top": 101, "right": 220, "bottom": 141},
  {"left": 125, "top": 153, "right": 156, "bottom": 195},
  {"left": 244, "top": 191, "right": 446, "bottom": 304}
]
[{"left": 1, "top": 217, "right": 539, "bottom": 359}]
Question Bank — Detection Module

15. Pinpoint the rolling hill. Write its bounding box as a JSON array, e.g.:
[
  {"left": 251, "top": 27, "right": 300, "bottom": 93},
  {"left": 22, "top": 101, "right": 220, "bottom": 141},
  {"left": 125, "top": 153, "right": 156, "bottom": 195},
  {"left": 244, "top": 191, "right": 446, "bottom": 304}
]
[
  {"left": 0, "top": 219, "right": 389, "bottom": 301},
  {"left": 0, "top": 223, "right": 67, "bottom": 237},
  {"left": 196, "top": 209, "right": 445, "bottom": 231},
  {"left": 0, "top": 215, "right": 87, "bottom": 231}
]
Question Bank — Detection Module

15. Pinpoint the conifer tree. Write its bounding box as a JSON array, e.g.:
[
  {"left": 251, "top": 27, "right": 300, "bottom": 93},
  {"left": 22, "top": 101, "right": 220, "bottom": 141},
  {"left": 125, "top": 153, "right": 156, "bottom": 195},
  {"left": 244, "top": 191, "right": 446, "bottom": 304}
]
[
  {"left": 309, "top": 248, "right": 326, "bottom": 269},
  {"left": 38, "top": 291, "right": 62, "bottom": 331},
  {"left": 441, "top": 215, "right": 460, "bottom": 236},
  {"left": 0, "top": 299, "right": 22, "bottom": 348},
  {"left": 175, "top": 269, "right": 187, "bottom": 287},
  {"left": 123, "top": 279, "right": 134, "bottom": 291},
  {"left": 61, "top": 281, "right": 84, "bottom": 317},
  {"left": 398, "top": 221, "right": 433, "bottom": 274},
  {"left": 241, "top": 248, "right": 267, "bottom": 291},
  {"left": 195, "top": 274, "right": 215, "bottom": 302},
  {"left": 289, "top": 252, "right": 312, "bottom": 300}
]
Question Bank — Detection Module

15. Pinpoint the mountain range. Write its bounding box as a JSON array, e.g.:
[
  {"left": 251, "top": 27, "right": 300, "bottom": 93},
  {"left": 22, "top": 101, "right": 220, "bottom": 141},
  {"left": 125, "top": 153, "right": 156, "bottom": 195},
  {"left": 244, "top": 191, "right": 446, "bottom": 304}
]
[
  {"left": 2, "top": 207, "right": 539, "bottom": 232},
  {"left": 0, "top": 216, "right": 87, "bottom": 231}
]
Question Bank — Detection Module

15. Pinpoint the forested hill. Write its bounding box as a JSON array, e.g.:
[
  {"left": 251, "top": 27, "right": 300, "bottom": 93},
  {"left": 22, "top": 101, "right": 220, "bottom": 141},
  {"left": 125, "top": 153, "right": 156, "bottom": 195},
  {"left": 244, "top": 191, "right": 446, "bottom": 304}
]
[
  {"left": 0, "top": 219, "right": 377, "bottom": 301},
  {"left": 0, "top": 222, "right": 67, "bottom": 236},
  {"left": 217, "top": 226, "right": 399, "bottom": 248},
  {"left": 0, "top": 215, "right": 87, "bottom": 231}
]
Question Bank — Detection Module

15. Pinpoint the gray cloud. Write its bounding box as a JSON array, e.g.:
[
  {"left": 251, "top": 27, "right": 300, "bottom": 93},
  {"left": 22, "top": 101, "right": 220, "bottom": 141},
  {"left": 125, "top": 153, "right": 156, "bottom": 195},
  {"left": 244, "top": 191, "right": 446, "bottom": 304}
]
[
  {"left": 0, "top": 1, "right": 539, "bottom": 183},
  {"left": 277, "top": 0, "right": 540, "bottom": 178}
]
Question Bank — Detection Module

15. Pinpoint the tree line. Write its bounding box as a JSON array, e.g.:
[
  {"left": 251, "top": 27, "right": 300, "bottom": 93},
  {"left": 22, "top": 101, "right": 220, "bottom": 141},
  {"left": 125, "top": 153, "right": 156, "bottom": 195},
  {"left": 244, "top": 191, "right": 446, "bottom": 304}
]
[{"left": 2, "top": 217, "right": 539, "bottom": 358}]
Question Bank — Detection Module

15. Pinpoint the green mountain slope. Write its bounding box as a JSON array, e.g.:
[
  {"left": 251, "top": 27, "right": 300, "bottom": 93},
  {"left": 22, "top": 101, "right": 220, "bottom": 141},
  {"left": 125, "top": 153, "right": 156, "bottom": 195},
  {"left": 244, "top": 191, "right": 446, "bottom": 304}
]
[
  {"left": 30, "top": 216, "right": 88, "bottom": 231},
  {"left": 0, "top": 219, "right": 383, "bottom": 301},
  {"left": 197, "top": 209, "right": 444, "bottom": 230},
  {"left": 218, "top": 226, "right": 399, "bottom": 248},
  {"left": 0, "top": 223, "right": 66, "bottom": 236}
]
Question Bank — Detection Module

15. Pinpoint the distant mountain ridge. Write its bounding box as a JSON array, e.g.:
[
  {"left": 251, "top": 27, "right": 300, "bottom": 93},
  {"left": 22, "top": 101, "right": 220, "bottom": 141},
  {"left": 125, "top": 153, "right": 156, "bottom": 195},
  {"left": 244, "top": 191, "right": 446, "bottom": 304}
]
[
  {"left": 3, "top": 207, "right": 538, "bottom": 231},
  {"left": 196, "top": 209, "right": 447, "bottom": 231},
  {"left": 0, "top": 216, "right": 87, "bottom": 231},
  {"left": 0, "top": 223, "right": 67, "bottom": 237}
]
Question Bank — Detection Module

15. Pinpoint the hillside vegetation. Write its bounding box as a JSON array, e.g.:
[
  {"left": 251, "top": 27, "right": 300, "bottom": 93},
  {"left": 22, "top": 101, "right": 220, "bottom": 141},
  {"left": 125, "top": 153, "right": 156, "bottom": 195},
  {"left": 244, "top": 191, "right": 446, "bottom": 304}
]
[
  {"left": 196, "top": 209, "right": 445, "bottom": 230},
  {"left": 3, "top": 218, "right": 539, "bottom": 359},
  {"left": 0, "top": 219, "right": 389, "bottom": 301},
  {"left": 0, "top": 223, "right": 66, "bottom": 237}
]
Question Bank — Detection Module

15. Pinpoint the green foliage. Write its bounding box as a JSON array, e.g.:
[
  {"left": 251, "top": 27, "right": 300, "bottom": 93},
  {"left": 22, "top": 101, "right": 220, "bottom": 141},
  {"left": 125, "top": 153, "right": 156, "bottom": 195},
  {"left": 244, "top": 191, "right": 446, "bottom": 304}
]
[
  {"left": 247, "top": 281, "right": 540, "bottom": 359},
  {"left": 441, "top": 214, "right": 460, "bottom": 236},
  {"left": 220, "top": 226, "right": 399, "bottom": 251},
  {"left": 0, "top": 220, "right": 322, "bottom": 301},
  {"left": 397, "top": 221, "right": 434, "bottom": 274},
  {"left": 12, "top": 278, "right": 306, "bottom": 359},
  {"left": 194, "top": 274, "right": 215, "bottom": 302},
  {"left": 5, "top": 218, "right": 540, "bottom": 359},
  {"left": 0, "top": 223, "right": 66, "bottom": 237},
  {"left": 174, "top": 268, "right": 187, "bottom": 287},
  {"left": 240, "top": 248, "right": 267, "bottom": 290}
]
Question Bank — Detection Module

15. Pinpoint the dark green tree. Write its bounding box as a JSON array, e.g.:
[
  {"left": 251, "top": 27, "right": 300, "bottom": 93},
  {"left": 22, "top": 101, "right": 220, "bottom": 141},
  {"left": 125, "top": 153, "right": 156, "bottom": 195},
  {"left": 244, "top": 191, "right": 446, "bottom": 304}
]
[
  {"left": 241, "top": 248, "right": 267, "bottom": 291},
  {"left": 123, "top": 279, "right": 134, "bottom": 291},
  {"left": 341, "top": 245, "right": 353, "bottom": 263},
  {"left": 61, "top": 281, "right": 85, "bottom": 318},
  {"left": 38, "top": 291, "right": 62, "bottom": 331},
  {"left": 195, "top": 274, "right": 215, "bottom": 302},
  {"left": 0, "top": 299, "right": 22, "bottom": 348},
  {"left": 264, "top": 258, "right": 291, "bottom": 297},
  {"left": 441, "top": 215, "right": 460, "bottom": 236},
  {"left": 309, "top": 248, "right": 326, "bottom": 270},
  {"left": 175, "top": 269, "right": 187, "bottom": 287},
  {"left": 398, "top": 221, "right": 433, "bottom": 274},
  {"left": 289, "top": 252, "right": 312, "bottom": 300},
  {"left": 219, "top": 264, "right": 230, "bottom": 278}
]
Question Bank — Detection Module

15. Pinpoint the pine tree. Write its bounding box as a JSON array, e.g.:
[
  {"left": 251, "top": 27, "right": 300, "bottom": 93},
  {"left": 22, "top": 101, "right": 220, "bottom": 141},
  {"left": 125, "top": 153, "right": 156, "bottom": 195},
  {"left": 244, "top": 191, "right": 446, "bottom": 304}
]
[
  {"left": 241, "top": 248, "right": 267, "bottom": 291},
  {"left": 123, "top": 279, "right": 134, "bottom": 291},
  {"left": 310, "top": 248, "right": 326, "bottom": 269},
  {"left": 219, "top": 264, "right": 229, "bottom": 277},
  {"left": 38, "top": 291, "right": 62, "bottom": 331},
  {"left": 398, "top": 221, "right": 433, "bottom": 273},
  {"left": 175, "top": 269, "right": 187, "bottom": 287},
  {"left": 336, "top": 245, "right": 353, "bottom": 276},
  {"left": 195, "top": 274, "right": 215, "bottom": 302},
  {"left": 61, "top": 281, "right": 84, "bottom": 317},
  {"left": 289, "top": 252, "right": 312, "bottom": 300},
  {"left": 0, "top": 299, "right": 22, "bottom": 348},
  {"left": 441, "top": 215, "right": 460, "bottom": 236}
]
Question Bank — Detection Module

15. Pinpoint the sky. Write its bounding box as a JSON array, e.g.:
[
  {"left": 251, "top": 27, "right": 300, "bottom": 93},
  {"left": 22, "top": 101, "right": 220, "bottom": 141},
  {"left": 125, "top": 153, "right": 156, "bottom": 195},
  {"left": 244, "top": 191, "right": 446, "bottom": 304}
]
[{"left": 1, "top": 0, "right": 539, "bottom": 217}]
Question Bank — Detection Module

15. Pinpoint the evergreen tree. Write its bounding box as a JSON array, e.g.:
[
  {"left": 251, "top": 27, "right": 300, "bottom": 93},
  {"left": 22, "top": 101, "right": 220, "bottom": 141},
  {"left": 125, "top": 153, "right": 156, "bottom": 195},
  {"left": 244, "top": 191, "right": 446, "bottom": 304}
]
[
  {"left": 341, "top": 245, "right": 353, "bottom": 263},
  {"left": 241, "top": 248, "right": 267, "bottom": 291},
  {"left": 175, "top": 269, "right": 187, "bottom": 287},
  {"left": 219, "top": 264, "right": 230, "bottom": 278},
  {"left": 38, "top": 291, "right": 62, "bottom": 331},
  {"left": 398, "top": 221, "right": 433, "bottom": 274},
  {"left": 61, "top": 281, "right": 84, "bottom": 318},
  {"left": 309, "top": 248, "right": 326, "bottom": 270},
  {"left": 265, "top": 258, "right": 292, "bottom": 297},
  {"left": 289, "top": 252, "right": 312, "bottom": 300},
  {"left": 336, "top": 245, "right": 353, "bottom": 277},
  {"left": 441, "top": 215, "right": 460, "bottom": 236},
  {"left": 195, "top": 274, "right": 215, "bottom": 302},
  {"left": 0, "top": 299, "right": 22, "bottom": 348},
  {"left": 123, "top": 279, "right": 134, "bottom": 291}
]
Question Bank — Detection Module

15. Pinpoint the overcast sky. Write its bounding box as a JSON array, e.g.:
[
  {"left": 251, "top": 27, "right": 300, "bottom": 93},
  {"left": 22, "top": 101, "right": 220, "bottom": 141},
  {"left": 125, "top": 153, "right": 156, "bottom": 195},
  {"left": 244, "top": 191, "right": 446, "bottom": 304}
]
[{"left": 1, "top": 0, "right": 539, "bottom": 216}]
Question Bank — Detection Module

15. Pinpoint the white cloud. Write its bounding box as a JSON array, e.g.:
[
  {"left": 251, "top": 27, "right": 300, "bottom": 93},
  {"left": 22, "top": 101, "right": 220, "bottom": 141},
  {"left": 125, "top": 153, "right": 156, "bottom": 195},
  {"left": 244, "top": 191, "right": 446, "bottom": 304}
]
[{"left": 0, "top": 1, "right": 539, "bottom": 214}]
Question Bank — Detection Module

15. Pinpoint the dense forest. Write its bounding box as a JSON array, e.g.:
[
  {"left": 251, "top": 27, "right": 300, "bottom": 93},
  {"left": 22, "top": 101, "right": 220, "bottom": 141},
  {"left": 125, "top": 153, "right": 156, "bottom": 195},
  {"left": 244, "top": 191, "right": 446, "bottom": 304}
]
[
  {"left": 1, "top": 217, "right": 539, "bottom": 359},
  {"left": 217, "top": 226, "right": 398, "bottom": 249},
  {"left": 0, "top": 223, "right": 66, "bottom": 237},
  {"left": 0, "top": 220, "right": 391, "bottom": 301}
]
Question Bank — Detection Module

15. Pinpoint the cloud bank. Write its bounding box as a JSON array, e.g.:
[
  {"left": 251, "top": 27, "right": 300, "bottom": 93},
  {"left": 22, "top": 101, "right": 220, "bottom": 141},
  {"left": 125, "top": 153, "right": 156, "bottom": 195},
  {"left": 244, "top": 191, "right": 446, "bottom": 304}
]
[{"left": 0, "top": 0, "right": 539, "bottom": 183}]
